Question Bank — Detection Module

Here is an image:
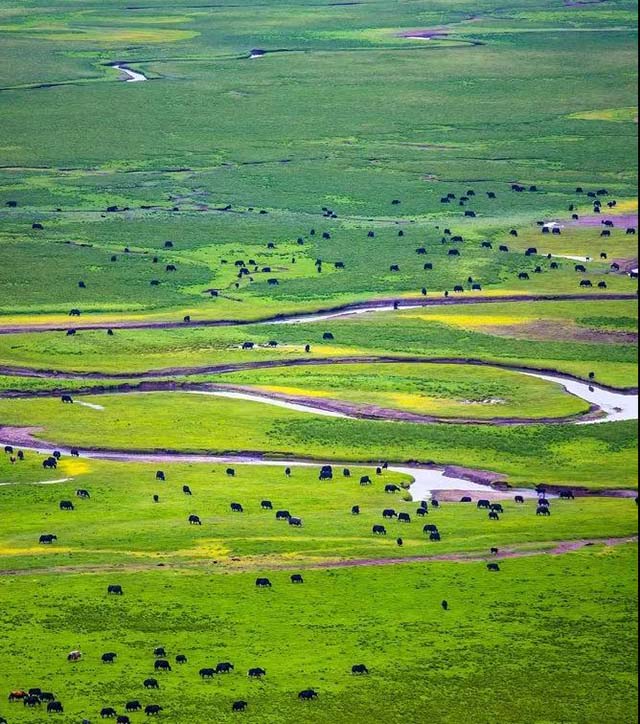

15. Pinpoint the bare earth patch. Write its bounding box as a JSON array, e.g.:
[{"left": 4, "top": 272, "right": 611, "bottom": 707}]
[{"left": 481, "top": 320, "right": 638, "bottom": 344}]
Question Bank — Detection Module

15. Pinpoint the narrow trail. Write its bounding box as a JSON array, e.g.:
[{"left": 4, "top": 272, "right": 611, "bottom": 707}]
[
  {"left": 0, "top": 536, "right": 635, "bottom": 578},
  {"left": 0, "top": 292, "right": 635, "bottom": 335}
]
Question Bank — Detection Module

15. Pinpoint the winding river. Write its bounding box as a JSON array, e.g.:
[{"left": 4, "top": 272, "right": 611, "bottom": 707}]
[{"left": 112, "top": 64, "right": 148, "bottom": 83}]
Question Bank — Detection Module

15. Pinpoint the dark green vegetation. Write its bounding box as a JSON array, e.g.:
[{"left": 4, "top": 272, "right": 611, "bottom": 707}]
[{"left": 0, "top": 0, "right": 637, "bottom": 722}]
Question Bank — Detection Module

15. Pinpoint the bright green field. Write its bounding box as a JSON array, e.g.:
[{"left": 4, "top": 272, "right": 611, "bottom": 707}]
[
  {"left": 210, "top": 362, "right": 591, "bottom": 420},
  {"left": 0, "top": 0, "right": 637, "bottom": 721},
  {"left": 0, "top": 548, "right": 637, "bottom": 724},
  {"left": 0, "top": 393, "right": 636, "bottom": 488}
]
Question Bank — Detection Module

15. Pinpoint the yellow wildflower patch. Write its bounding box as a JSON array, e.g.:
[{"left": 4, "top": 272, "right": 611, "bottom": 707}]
[{"left": 58, "top": 459, "right": 91, "bottom": 476}]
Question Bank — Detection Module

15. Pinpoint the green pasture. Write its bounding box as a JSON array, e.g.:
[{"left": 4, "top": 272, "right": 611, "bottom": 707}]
[
  {"left": 0, "top": 547, "right": 637, "bottom": 723},
  {"left": 0, "top": 393, "right": 636, "bottom": 488},
  {"left": 0, "top": 456, "right": 637, "bottom": 573},
  {"left": 208, "top": 362, "right": 591, "bottom": 420}
]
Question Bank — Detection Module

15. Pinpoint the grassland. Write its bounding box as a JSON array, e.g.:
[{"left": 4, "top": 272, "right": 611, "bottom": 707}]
[
  {"left": 0, "top": 0, "right": 637, "bottom": 721},
  {"left": 0, "top": 393, "right": 636, "bottom": 489}
]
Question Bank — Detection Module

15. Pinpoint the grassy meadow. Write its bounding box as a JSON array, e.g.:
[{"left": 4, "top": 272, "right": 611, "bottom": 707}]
[{"left": 0, "top": 0, "right": 637, "bottom": 722}]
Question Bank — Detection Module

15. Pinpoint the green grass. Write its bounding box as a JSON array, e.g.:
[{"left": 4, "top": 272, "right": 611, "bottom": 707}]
[
  {"left": 0, "top": 547, "right": 637, "bottom": 723},
  {"left": 210, "top": 362, "right": 591, "bottom": 420},
  {"left": 0, "top": 393, "right": 636, "bottom": 488},
  {"left": 0, "top": 457, "right": 637, "bottom": 572}
]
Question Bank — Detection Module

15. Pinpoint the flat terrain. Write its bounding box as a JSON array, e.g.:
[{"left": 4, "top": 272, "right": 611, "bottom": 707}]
[{"left": 0, "top": 0, "right": 637, "bottom": 722}]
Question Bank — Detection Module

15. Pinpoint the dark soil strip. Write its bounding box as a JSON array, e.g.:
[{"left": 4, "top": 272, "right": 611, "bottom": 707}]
[
  {"left": 0, "top": 355, "right": 636, "bottom": 394},
  {"left": 0, "top": 293, "right": 635, "bottom": 336},
  {"left": 0, "top": 537, "right": 635, "bottom": 578}
]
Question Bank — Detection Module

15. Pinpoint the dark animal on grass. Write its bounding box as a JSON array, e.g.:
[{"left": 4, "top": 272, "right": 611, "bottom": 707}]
[
  {"left": 47, "top": 700, "right": 64, "bottom": 713},
  {"left": 372, "top": 525, "right": 387, "bottom": 535},
  {"left": 343, "top": 468, "right": 351, "bottom": 477},
  {"left": 453, "top": 285, "right": 464, "bottom": 293},
  {"left": 536, "top": 506, "right": 551, "bottom": 516},
  {"left": 499, "top": 245, "right": 509, "bottom": 252},
  {"left": 145, "top": 705, "right": 163, "bottom": 716},
  {"left": 125, "top": 701, "right": 142, "bottom": 712},
  {"left": 60, "top": 500, "right": 74, "bottom": 511},
  {"left": 153, "top": 647, "right": 166, "bottom": 658},
  {"left": 487, "top": 563, "right": 500, "bottom": 572},
  {"left": 232, "top": 701, "right": 248, "bottom": 712},
  {"left": 256, "top": 578, "right": 272, "bottom": 588},
  {"left": 231, "top": 503, "right": 244, "bottom": 513},
  {"left": 424, "top": 262, "right": 433, "bottom": 270},
  {"left": 442, "top": 600, "right": 449, "bottom": 611},
  {"left": 352, "top": 664, "right": 369, "bottom": 675},
  {"left": 382, "top": 509, "right": 397, "bottom": 519},
  {"left": 550, "top": 262, "right": 559, "bottom": 269},
  {"left": 61, "top": 395, "right": 74, "bottom": 404},
  {"left": 416, "top": 507, "right": 428, "bottom": 517},
  {"left": 518, "top": 272, "right": 530, "bottom": 280},
  {"left": 601, "top": 229, "right": 611, "bottom": 237},
  {"left": 430, "top": 531, "right": 442, "bottom": 541},
  {"left": 176, "top": 655, "right": 187, "bottom": 664},
  {"left": 600, "top": 252, "right": 608, "bottom": 259},
  {"left": 319, "top": 465, "right": 333, "bottom": 480},
  {"left": 67, "top": 650, "right": 81, "bottom": 661},
  {"left": 477, "top": 499, "right": 491, "bottom": 509},
  {"left": 515, "top": 495, "right": 525, "bottom": 504},
  {"left": 107, "top": 585, "right": 123, "bottom": 595},
  {"left": 560, "top": 490, "right": 575, "bottom": 500},
  {"left": 460, "top": 496, "right": 472, "bottom": 503},
  {"left": 188, "top": 515, "right": 202, "bottom": 525},
  {"left": 465, "top": 210, "right": 476, "bottom": 217},
  {"left": 40, "top": 692, "right": 55, "bottom": 702},
  {"left": 154, "top": 660, "right": 171, "bottom": 672},
  {"left": 71, "top": 448, "right": 80, "bottom": 457},
  {"left": 627, "top": 227, "right": 636, "bottom": 235},
  {"left": 385, "top": 484, "right": 400, "bottom": 493},
  {"left": 100, "top": 708, "right": 117, "bottom": 719},
  {"left": 510, "top": 229, "right": 518, "bottom": 237},
  {"left": 491, "top": 503, "right": 504, "bottom": 513},
  {"left": 525, "top": 247, "right": 537, "bottom": 256},
  {"left": 249, "top": 668, "right": 266, "bottom": 678},
  {"left": 216, "top": 662, "right": 234, "bottom": 674},
  {"left": 153, "top": 495, "right": 159, "bottom": 503},
  {"left": 242, "top": 342, "right": 255, "bottom": 350},
  {"left": 552, "top": 227, "right": 561, "bottom": 235},
  {"left": 276, "top": 510, "right": 290, "bottom": 520},
  {"left": 360, "top": 475, "right": 372, "bottom": 486},
  {"left": 352, "top": 505, "right": 360, "bottom": 515},
  {"left": 200, "top": 668, "right": 216, "bottom": 679},
  {"left": 481, "top": 241, "right": 492, "bottom": 249},
  {"left": 291, "top": 574, "right": 304, "bottom": 584},
  {"left": 580, "top": 280, "right": 593, "bottom": 287},
  {"left": 182, "top": 485, "right": 192, "bottom": 496},
  {"left": 598, "top": 281, "right": 607, "bottom": 288},
  {"left": 398, "top": 512, "right": 411, "bottom": 523},
  {"left": 298, "top": 690, "right": 318, "bottom": 701},
  {"left": 289, "top": 517, "right": 303, "bottom": 527},
  {"left": 42, "top": 458, "right": 56, "bottom": 470},
  {"left": 488, "top": 511, "right": 500, "bottom": 520},
  {"left": 538, "top": 498, "right": 550, "bottom": 507},
  {"left": 491, "top": 547, "right": 499, "bottom": 555},
  {"left": 448, "top": 249, "right": 460, "bottom": 256},
  {"left": 117, "top": 717, "right": 130, "bottom": 724},
  {"left": 101, "top": 652, "right": 117, "bottom": 663},
  {"left": 156, "top": 471, "right": 165, "bottom": 481},
  {"left": 423, "top": 524, "right": 439, "bottom": 534},
  {"left": 487, "top": 191, "right": 496, "bottom": 198},
  {"left": 144, "top": 678, "right": 159, "bottom": 689},
  {"left": 23, "top": 695, "right": 41, "bottom": 707},
  {"left": 261, "top": 500, "right": 273, "bottom": 510}
]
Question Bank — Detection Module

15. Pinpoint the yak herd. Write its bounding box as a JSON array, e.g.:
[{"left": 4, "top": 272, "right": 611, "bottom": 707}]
[{"left": 25, "top": 183, "right": 636, "bottom": 333}]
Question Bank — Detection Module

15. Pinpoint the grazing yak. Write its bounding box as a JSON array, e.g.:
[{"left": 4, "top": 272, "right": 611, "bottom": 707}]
[
  {"left": 298, "top": 690, "right": 318, "bottom": 700},
  {"left": 107, "top": 584, "right": 123, "bottom": 595},
  {"left": 352, "top": 664, "right": 369, "bottom": 675},
  {"left": 256, "top": 578, "right": 272, "bottom": 588},
  {"left": 487, "top": 563, "right": 500, "bottom": 572},
  {"left": 372, "top": 525, "right": 387, "bottom": 535},
  {"left": 232, "top": 701, "right": 248, "bottom": 712}
]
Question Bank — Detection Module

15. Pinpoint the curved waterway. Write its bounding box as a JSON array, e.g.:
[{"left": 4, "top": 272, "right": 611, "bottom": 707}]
[{"left": 113, "top": 64, "right": 148, "bottom": 83}]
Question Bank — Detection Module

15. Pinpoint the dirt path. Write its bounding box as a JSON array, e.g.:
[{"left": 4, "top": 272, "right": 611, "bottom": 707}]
[
  {"left": 0, "top": 293, "right": 635, "bottom": 335},
  {"left": 0, "top": 536, "right": 635, "bottom": 578}
]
